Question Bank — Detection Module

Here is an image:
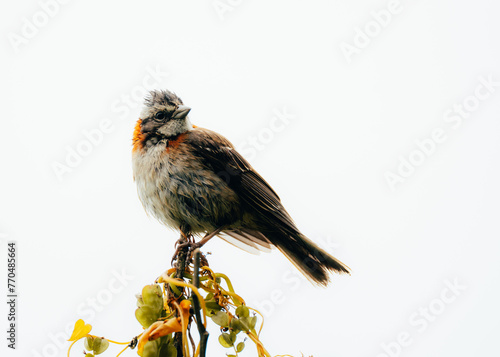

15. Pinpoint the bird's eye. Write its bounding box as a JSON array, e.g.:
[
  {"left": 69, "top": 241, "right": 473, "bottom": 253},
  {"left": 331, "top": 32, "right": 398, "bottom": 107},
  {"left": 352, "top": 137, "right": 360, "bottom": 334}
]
[{"left": 154, "top": 111, "right": 167, "bottom": 121}]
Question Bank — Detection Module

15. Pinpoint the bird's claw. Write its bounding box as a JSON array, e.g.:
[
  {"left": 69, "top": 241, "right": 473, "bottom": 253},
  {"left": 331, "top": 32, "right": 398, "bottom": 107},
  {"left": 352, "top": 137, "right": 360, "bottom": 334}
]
[{"left": 170, "top": 240, "right": 202, "bottom": 266}]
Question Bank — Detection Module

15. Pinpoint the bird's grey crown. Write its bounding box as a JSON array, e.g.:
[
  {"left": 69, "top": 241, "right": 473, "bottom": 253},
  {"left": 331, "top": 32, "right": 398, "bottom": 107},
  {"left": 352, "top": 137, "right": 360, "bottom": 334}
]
[{"left": 144, "top": 90, "right": 183, "bottom": 107}]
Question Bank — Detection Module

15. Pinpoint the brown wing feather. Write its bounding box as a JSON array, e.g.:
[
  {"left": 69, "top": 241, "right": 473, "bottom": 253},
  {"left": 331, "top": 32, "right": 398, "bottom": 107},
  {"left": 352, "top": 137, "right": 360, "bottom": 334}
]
[
  {"left": 186, "top": 127, "right": 299, "bottom": 235},
  {"left": 185, "top": 127, "right": 350, "bottom": 284}
]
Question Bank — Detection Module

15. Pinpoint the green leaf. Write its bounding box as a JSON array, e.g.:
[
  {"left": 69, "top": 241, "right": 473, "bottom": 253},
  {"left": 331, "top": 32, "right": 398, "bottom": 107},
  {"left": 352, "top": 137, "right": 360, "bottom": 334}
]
[
  {"left": 92, "top": 337, "right": 109, "bottom": 355},
  {"left": 230, "top": 318, "right": 242, "bottom": 334},
  {"left": 142, "top": 285, "right": 164, "bottom": 314},
  {"left": 205, "top": 302, "right": 223, "bottom": 311},
  {"left": 236, "top": 342, "right": 245, "bottom": 352},
  {"left": 238, "top": 317, "right": 250, "bottom": 332},
  {"left": 249, "top": 316, "right": 257, "bottom": 330},
  {"left": 136, "top": 306, "right": 160, "bottom": 328},
  {"left": 158, "top": 335, "right": 177, "bottom": 357},
  {"left": 229, "top": 331, "right": 237, "bottom": 343},
  {"left": 84, "top": 336, "right": 94, "bottom": 351},
  {"left": 218, "top": 332, "right": 236, "bottom": 348},
  {"left": 142, "top": 340, "right": 160, "bottom": 357},
  {"left": 238, "top": 316, "right": 257, "bottom": 332},
  {"left": 205, "top": 309, "right": 217, "bottom": 317},
  {"left": 235, "top": 305, "right": 249, "bottom": 318},
  {"left": 211, "top": 311, "right": 229, "bottom": 327}
]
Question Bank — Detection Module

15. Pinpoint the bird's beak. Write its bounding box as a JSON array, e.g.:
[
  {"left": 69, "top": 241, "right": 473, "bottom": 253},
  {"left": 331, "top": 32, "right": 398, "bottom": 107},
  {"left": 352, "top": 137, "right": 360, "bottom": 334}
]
[{"left": 172, "top": 105, "right": 191, "bottom": 119}]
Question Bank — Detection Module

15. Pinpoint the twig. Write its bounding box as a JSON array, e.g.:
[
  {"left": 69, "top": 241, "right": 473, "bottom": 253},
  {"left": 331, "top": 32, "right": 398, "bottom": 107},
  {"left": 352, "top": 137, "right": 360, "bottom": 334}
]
[
  {"left": 192, "top": 249, "right": 209, "bottom": 357},
  {"left": 174, "top": 232, "right": 190, "bottom": 281},
  {"left": 172, "top": 230, "right": 191, "bottom": 356}
]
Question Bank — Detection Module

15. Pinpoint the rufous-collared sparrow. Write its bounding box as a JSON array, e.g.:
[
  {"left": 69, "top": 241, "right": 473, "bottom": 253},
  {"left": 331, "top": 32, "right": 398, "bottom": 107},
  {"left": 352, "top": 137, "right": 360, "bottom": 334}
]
[{"left": 132, "top": 90, "right": 350, "bottom": 285}]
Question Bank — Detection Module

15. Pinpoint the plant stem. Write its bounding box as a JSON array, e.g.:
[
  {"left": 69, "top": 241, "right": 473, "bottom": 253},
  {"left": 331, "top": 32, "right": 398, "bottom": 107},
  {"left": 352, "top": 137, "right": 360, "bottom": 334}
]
[
  {"left": 172, "top": 230, "right": 190, "bottom": 356},
  {"left": 192, "top": 249, "right": 209, "bottom": 357}
]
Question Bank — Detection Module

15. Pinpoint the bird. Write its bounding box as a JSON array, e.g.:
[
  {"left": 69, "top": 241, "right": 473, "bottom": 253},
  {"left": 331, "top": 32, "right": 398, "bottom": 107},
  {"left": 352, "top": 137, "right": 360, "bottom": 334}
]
[{"left": 132, "top": 89, "right": 350, "bottom": 286}]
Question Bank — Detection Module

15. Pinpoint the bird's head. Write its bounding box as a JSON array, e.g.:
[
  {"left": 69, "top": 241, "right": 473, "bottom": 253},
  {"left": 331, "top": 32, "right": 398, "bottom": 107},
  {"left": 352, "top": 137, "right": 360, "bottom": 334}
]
[{"left": 138, "top": 89, "right": 192, "bottom": 139}]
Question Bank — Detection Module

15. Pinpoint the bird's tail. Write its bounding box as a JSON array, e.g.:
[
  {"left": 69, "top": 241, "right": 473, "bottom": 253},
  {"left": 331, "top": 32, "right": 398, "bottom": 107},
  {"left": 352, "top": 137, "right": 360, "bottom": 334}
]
[{"left": 275, "top": 232, "right": 350, "bottom": 286}]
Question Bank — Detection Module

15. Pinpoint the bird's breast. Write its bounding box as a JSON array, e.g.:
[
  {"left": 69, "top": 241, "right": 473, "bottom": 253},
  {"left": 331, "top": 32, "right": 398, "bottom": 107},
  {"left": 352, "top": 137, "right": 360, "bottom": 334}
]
[{"left": 132, "top": 140, "right": 241, "bottom": 232}]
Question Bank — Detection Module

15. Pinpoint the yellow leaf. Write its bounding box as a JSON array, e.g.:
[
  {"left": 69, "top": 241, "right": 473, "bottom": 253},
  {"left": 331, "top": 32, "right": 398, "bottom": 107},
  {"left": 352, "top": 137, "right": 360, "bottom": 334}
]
[{"left": 67, "top": 319, "right": 92, "bottom": 341}]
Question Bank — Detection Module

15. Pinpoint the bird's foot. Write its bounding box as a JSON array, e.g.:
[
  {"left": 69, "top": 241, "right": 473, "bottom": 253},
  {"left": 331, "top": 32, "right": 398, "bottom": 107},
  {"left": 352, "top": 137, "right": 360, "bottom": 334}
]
[
  {"left": 171, "top": 232, "right": 194, "bottom": 266},
  {"left": 171, "top": 241, "right": 203, "bottom": 264},
  {"left": 170, "top": 227, "right": 224, "bottom": 266}
]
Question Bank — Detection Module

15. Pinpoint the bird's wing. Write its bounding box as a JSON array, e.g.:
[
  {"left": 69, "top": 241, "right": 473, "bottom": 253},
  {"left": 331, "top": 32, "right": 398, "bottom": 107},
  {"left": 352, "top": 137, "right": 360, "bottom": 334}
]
[
  {"left": 186, "top": 127, "right": 300, "bottom": 237},
  {"left": 185, "top": 128, "right": 350, "bottom": 284}
]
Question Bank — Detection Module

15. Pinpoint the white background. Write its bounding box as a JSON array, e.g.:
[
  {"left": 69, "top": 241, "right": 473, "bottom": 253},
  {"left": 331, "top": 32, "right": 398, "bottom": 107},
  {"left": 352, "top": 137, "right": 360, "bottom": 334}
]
[{"left": 1, "top": 1, "right": 500, "bottom": 356}]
